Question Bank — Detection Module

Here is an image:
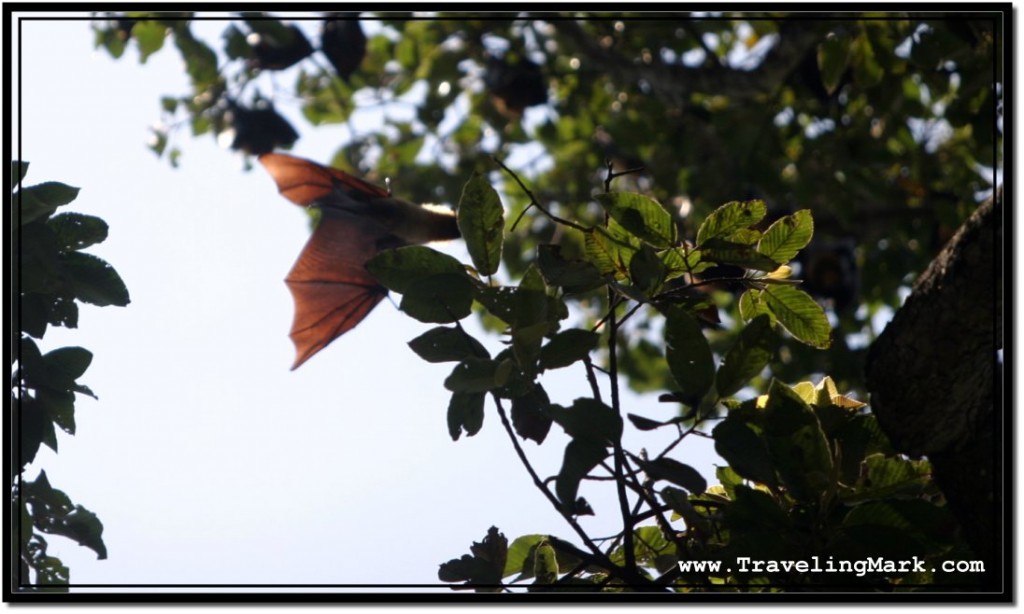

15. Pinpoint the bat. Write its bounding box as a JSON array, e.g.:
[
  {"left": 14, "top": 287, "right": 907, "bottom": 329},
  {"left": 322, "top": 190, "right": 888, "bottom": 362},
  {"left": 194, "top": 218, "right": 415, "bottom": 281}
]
[{"left": 258, "top": 153, "right": 460, "bottom": 369}]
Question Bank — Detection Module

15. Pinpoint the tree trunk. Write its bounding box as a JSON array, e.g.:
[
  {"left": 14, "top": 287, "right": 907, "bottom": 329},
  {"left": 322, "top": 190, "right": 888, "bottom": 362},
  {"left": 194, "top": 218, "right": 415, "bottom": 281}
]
[{"left": 864, "top": 188, "right": 1002, "bottom": 588}]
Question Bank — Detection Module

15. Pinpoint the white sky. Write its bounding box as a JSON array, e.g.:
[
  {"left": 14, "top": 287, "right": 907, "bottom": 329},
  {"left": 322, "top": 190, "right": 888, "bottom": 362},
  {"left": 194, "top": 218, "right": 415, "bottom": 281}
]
[{"left": 12, "top": 15, "right": 721, "bottom": 593}]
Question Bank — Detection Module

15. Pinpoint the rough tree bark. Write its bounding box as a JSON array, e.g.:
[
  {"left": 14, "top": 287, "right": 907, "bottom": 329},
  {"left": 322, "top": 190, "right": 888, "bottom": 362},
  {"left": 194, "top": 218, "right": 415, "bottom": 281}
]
[{"left": 864, "top": 188, "right": 1003, "bottom": 588}]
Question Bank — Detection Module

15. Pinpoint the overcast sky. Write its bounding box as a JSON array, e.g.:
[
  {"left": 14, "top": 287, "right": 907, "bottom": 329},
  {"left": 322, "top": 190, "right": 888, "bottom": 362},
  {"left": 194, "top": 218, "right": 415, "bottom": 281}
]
[{"left": 13, "top": 14, "right": 723, "bottom": 594}]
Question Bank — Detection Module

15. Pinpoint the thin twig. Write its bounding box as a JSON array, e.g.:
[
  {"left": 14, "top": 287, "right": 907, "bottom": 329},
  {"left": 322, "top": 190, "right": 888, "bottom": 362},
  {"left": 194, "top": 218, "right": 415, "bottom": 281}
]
[
  {"left": 581, "top": 356, "right": 604, "bottom": 404},
  {"left": 492, "top": 155, "right": 590, "bottom": 233},
  {"left": 603, "top": 158, "right": 645, "bottom": 192},
  {"left": 490, "top": 393, "right": 650, "bottom": 588},
  {"left": 604, "top": 286, "right": 636, "bottom": 574}
]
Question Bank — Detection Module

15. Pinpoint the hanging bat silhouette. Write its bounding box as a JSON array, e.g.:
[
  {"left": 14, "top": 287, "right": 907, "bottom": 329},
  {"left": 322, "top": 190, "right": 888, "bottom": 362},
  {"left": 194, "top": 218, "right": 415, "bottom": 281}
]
[{"left": 258, "top": 153, "right": 460, "bottom": 369}]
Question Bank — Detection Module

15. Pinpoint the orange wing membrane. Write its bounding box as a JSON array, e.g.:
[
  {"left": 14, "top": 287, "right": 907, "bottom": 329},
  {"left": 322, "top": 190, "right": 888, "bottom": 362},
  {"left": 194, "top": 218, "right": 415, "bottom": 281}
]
[
  {"left": 259, "top": 152, "right": 390, "bottom": 206},
  {"left": 258, "top": 152, "right": 459, "bottom": 369},
  {"left": 285, "top": 212, "right": 389, "bottom": 369},
  {"left": 259, "top": 153, "right": 391, "bottom": 369}
]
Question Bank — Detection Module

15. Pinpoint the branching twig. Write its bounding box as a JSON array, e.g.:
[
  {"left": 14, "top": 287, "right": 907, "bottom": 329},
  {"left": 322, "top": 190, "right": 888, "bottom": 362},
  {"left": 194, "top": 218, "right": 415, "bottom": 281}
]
[
  {"left": 493, "top": 155, "right": 591, "bottom": 233},
  {"left": 603, "top": 159, "right": 646, "bottom": 193},
  {"left": 491, "top": 393, "right": 653, "bottom": 588}
]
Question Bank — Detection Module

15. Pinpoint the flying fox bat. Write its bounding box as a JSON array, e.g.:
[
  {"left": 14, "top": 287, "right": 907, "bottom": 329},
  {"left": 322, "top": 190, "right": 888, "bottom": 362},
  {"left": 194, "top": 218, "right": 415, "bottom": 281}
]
[{"left": 258, "top": 153, "right": 460, "bottom": 369}]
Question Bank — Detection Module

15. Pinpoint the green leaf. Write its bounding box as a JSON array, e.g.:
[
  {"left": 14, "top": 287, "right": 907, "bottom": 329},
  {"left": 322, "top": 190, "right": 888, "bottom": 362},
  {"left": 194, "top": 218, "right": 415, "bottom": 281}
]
[
  {"left": 851, "top": 30, "right": 884, "bottom": 88},
  {"left": 47, "top": 213, "right": 109, "bottom": 251},
  {"left": 722, "top": 484, "right": 791, "bottom": 532},
  {"left": 37, "top": 388, "right": 76, "bottom": 435},
  {"left": 636, "top": 457, "right": 707, "bottom": 494},
  {"left": 756, "top": 210, "right": 814, "bottom": 264},
  {"left": 172, "top": 23, "right": 220, "bottom": 89},
  {"left": 60, "top": 252, "right": 130, "bottom": 307},
  {"left": 504, "top": 534, "right": 546, "bottom": 578},
  {"left": 715, "top": 465, "right": 744, "bottom": 499},
  {"left": 695, "top": 200, "right": 767, "bottom": 247},
  {"left": 25, "top": 473, "right": 107, "bottom": 559},
  {"left": 457, "top": 174, "right": 504, "bottom": 276},
  {"left": 548, "top": 398, "right": 623, "bottom": 445},
  {"left": 712, "top": 415, "right": 779, "bottom": 489},
  {"left": 537, "top": 244, "right": 604, "bottom": 293},
  {"left": 399, "top": 273, "right": 475, "bottom": 323},
  {"left": 532, "top": 540, "right": 559, "bottom": 585},
  {"left": 94, "top": 22, "right": 127, "bottom": 59},
  {"left": 408, "top": 326, "right": 490, "bottom": 363},
  {"left": 444, "top": 358, "right": 504, "bottom": 394},
  {"left": 133, "top": 20, "right": 168, "bottom": 63},
  {"left": 438, "top": 527, "right": 506, "bottom": 591},
  {"left": 659, "top": 245, "right": 711, "bottom": 280},
  {"left": 539, "top": 328, "right": 599, "bottom": 370},
  {"left": 664, "top": 307, "right": 715, "bottom": 405},
  {"left": 366, "top": 245, "right": 467, "bottom": 293},
  {"left": 716, "top": 314, "right": 775, "bottom": 397},
  {"left": 762, "top": 379, "right": 834, "bottom": 502},
  {"left": 595, "top": 192, "right": 677, "bottom": 248},
  {"left": 701, "top": 240, "right": 782, "bottom": 271},
  {"left": 18, "top": 182, "right": 81, "bottom": 225},
  {"left": 817, "top": 31, "right": 852, "bottom": 95},
  {"left": 13, "top": 160, "right": 28, "bottom": 188},
  {"left": 43, "top": 346, "right": 93, "bottom": 383},
  {"left": 762, "top": 285, "right": 831, "bottom": 348},
  {"left": 474, "top": 286, "right": 516, "bottom": 325},
  {"left": 447, "top": 391, "right": 485, "bottom": 441},
  {"left": 628, "top": 244, "right": 668, "bottom": 295},
  {"left": 583, "top": 220, "right": 639, "bottom": 279},
  {"left": 738, "top": 288, "right": 776, "bottom": 326},
  {"left": 555, "top": 438, "right": 608, "bottom": 514},
  {"left": 629, "top": 526, "right": 677, "bottom": 573},
  {"left": 511, "top": 385, "right": 552, "bottom": 444},
  {"left": 509, "top": 265, "right": 560, "bottom": 374}
]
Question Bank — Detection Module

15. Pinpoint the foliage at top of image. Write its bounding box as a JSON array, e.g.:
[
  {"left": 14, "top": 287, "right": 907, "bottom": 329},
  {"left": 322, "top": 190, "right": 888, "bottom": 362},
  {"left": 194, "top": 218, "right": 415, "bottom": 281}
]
[{"left": 92, "top": 13, "right": 999, "bottom": 397}]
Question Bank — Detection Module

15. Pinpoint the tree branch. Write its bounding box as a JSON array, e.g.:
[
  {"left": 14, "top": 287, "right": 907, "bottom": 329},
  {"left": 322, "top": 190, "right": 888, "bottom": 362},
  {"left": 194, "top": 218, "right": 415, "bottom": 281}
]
[
  {"left": 554, "top": 19, "right": 829, "bottom": 105},
  {"left": 864, "top": 187, "right": 1002, "bottom": 587},
  {"left": 491, "top": 393, "right": 657, "bottom": 589}
]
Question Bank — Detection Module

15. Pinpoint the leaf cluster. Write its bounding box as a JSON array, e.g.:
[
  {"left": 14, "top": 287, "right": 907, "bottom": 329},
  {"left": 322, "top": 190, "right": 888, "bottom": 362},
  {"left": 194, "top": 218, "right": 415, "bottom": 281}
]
[
  {"left": 13, "top": 162, "right": 125, "bottom": 589},
  {"left": 360, "top": 168, "right": 957, "bottom": 591}
]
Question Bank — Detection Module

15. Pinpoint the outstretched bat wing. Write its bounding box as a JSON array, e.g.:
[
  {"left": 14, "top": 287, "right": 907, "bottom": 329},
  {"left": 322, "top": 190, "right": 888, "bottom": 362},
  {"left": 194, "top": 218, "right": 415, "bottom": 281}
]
[
  {"left": 259, "top": 152, "right": 459, "bottom": 369},
  {"left": 286, "top": 210, "right": 389, "bottom": 370},
  {"left": 259, "top": 152, "right": 390, "bottom": 206},
  {"left": 259, "top": 153, "right": 393, "bottom": 369}
]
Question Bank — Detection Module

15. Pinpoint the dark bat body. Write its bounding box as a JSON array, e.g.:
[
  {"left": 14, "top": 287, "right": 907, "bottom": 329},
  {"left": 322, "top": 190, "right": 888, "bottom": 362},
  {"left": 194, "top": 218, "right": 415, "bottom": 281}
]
[{"left": 258, "top": 153, "right": 460, "bottom": 369}]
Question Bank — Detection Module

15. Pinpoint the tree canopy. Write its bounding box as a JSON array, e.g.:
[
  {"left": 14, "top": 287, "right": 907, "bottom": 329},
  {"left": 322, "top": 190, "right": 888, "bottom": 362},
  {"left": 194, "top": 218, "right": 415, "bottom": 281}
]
[{"left": 54, "top": 11, "right": 1005, "bottom": 594}]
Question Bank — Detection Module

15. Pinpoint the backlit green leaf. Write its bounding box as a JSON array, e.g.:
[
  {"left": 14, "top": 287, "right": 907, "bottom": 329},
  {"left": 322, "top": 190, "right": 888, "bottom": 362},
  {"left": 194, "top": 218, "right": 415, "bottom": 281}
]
[
  {"left": 762, "top": 285, "right": 831, "bottom": 348},
  {"left": 695, "top": 200, "right": 767, "bottom": 247},
  {"left": 595, "top": 192, "right": 677, "bottom": 248},
  {"left": 366, "top": 245, "right": 466, "bottom": 294},
  {"left": 458, "top": 174, "right": 504, "bottom": 276},
  {"left": 756, "top": 209, "right": 814, "bottom": 264}
]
